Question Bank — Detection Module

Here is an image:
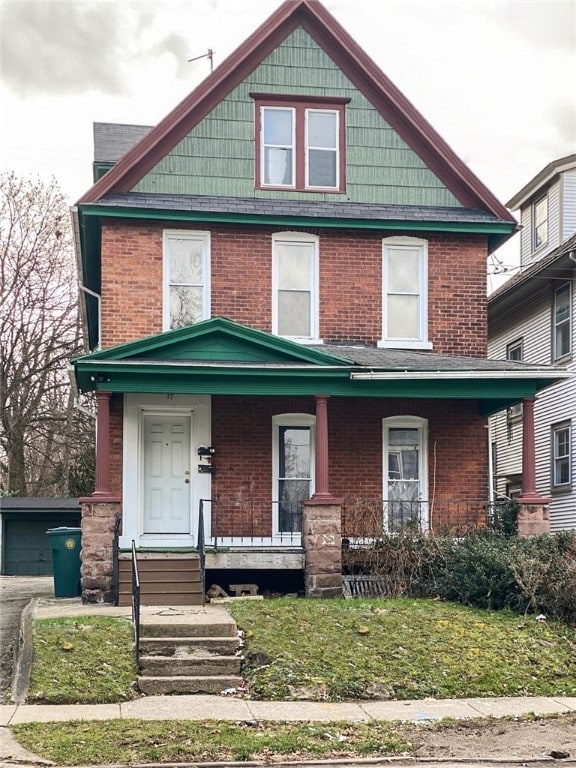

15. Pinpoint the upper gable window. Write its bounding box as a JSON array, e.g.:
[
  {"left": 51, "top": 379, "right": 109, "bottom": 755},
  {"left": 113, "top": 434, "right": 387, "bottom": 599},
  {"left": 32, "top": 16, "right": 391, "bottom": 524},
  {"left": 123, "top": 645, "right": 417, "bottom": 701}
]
[
  {"left": 379, "top": 236, "right": 432, "bottom": 350},
  {"left": 252, "top": 94, "right": 347, "bottom": 193},
  {"left": 532, "top": 194, "right": 548, "bottom": 253},
  {"left": 163, "top": 231, "right": 210, "bottom": 330}
]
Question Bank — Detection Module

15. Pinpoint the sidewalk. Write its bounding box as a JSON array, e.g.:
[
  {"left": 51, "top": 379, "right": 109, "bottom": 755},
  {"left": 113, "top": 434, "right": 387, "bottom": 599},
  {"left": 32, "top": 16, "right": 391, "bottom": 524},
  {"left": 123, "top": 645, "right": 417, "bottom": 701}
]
[{"left": 2, "top": 693, "right": 576, "bottom": 726}]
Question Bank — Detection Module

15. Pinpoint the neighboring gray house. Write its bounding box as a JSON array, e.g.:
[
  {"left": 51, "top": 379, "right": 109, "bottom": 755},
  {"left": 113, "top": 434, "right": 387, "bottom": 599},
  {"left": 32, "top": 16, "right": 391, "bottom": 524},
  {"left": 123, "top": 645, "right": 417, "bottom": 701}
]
[{"left": 489, "top": 155, "right": 576, "bottom": 530}]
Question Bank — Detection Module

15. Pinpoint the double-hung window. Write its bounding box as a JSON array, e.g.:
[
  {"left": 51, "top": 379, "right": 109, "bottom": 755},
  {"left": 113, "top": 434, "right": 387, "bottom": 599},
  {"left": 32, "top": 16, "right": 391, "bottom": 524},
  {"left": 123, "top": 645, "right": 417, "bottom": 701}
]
[
  {"left": 272, "top": 414, "right": 315, "bottom": 535},
  {"left": 532, "top": 194, "right": 548, "bottom": 252},
  {"left": 163, "top": 231, "right": 210, "bottom": 330},
  {"left": 272, "top": 232, "right": 319, "bottom": 341},
  {"left": 553, "top": 283, "right": 571, "bottom": 360},
  {"left": 380, "top": 236, "right": 430, "bottom": 349},
  {"left": 253, "top": 94, "right": 347, "bottom": 192},
  {"left": 552, "top": 421, "right": 571, "bottom": 491},
  {"left": 382, "top": 416, "right": 428, "bottom": 531},
  {"left": 506, "top": 339, "right": 524, "bottom": 419}
]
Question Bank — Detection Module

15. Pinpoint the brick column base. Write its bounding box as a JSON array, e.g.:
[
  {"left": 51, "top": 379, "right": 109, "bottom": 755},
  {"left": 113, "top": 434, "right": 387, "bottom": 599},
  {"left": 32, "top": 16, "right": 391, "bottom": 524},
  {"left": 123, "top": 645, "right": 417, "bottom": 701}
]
[
  {"left": 517, "top": 503, "right": 550, "bottom": 537},
  {"left": 79, "top": 499, "right": 121, "bottom": 603},
  {"left": 302, "top": 500, "right": 343, "bottom": 598}
]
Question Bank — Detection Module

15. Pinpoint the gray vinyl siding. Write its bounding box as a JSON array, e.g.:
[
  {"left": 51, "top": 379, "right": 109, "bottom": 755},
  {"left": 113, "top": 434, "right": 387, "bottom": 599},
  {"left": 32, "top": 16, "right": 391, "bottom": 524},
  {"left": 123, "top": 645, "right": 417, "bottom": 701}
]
[
  {"left": 134, "top": 27, "right": 461, "bottom": 207},
  {"left": 519, "top": 179, "right": 562, "bottom": 266},
  {"left": 489, "top": 274, "right": 576, "bottom": 530},
  {"left": 562, "top": 169, "right": 576, "bottom": 241}
]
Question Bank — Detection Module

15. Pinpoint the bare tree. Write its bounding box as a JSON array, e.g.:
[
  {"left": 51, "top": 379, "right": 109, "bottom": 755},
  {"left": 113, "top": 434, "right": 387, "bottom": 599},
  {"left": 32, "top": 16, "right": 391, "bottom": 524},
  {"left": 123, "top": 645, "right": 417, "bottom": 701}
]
[{"left": 0, "top": 173, "right": 94, "bottom": 496}]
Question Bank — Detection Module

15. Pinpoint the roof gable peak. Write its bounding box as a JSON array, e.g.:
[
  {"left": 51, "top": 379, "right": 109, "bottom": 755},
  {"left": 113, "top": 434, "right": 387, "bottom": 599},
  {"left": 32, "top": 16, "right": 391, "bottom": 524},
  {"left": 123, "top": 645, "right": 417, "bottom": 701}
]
[{"left": 77, "top": 0, "right": 513, "bottom": 223}]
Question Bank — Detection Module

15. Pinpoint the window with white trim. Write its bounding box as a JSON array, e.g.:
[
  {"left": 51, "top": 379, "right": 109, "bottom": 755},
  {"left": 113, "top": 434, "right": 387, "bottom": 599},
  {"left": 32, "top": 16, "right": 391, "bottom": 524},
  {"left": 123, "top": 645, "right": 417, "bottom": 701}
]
[
  {"left": 552, "top": 421, "right": 571, "bottom": 491},
  {"left": 382, "top": 416, "right": 428, "bottom": 531},
  {"left": 506, "top": 338, "right": 524, "bottom": 420},
  {"left": 163, "top": 231, "right": 210, "bottom": 330},
  {"left": 253, "top": 95, "right": 346, "bottom": 192},
  {"left": 272, "top": 414, "right": 315, "bottom": 534},
  {"left": 553, "top": 283, "right": 571, "bottom": 360},
  {"left": 532, "top": 194, "right": 548, "bottom": 252},
  {"left": 272, "top": 232, "right": 319, "bottom": 341},
  {"left": 380, "top": 237, "right": 429, "bottom": 349}
]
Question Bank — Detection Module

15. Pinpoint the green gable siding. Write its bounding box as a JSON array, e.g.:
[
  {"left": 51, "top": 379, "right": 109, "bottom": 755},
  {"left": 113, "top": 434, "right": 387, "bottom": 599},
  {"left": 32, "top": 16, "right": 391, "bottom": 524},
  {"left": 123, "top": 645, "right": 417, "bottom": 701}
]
[{"left": 133, "top": 28, "right": 461, "bottom": 207}]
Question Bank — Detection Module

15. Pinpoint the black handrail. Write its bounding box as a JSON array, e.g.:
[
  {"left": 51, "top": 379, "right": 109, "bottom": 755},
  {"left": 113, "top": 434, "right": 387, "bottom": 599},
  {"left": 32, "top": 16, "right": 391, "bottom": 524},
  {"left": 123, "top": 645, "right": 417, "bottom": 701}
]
[
  {"left": 112, "top": 513, "right": 122, "bottom": 606},
  {"left": 198, "top": 500, "right": 206, "bottom": 606},
  {"left": 131, "top": 540, "right": 141, "bottom": 666}
]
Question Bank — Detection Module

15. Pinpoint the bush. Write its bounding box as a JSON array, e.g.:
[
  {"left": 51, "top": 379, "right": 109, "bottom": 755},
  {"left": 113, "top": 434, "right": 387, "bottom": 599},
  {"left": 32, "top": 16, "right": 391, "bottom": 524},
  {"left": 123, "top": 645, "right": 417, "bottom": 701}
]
[{"left": 343, "top": 530, "right": 576, "bottom": 625}]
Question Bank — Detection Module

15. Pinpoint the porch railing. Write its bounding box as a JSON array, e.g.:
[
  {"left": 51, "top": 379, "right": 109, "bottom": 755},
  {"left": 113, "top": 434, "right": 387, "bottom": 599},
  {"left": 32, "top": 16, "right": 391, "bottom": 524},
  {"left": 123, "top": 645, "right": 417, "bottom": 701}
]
[
  {"left": 131, "top": 539, "right": 141, "bottom": 666},
  {"left": 199, "top": 498, "right": 304, "bottom": 547},
  {"left": 341, "top": 498, "right": 519, "bottom": 542},
  {"left": 112, "top": 512, "right": 122, "bottom": 606},
  {"left": 198, "top": 500, "right": 206, "bottom": 605}
]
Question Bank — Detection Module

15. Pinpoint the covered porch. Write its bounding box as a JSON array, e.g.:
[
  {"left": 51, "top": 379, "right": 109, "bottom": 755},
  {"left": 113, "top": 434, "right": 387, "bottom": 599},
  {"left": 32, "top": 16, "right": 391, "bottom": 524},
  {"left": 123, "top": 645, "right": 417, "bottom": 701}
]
[{"left": 73, "top": 318, "right": 567, "bottom": 602}]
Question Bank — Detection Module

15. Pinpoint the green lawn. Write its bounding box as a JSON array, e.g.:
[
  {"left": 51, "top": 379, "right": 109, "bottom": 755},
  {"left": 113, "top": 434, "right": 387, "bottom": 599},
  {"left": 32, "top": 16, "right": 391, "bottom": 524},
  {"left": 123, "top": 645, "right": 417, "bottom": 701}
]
[
  {"left": 27, "top": 616, "right": 138, "bottom": 704},
  {"left": 25, "top": 598, "right": 576, "bottom": 705},
  {"left": 228, "top": 598, "right": 576, "bottom": 701},
  {"left": 12, "top": 719, "right": 411, "bottom": 765}
]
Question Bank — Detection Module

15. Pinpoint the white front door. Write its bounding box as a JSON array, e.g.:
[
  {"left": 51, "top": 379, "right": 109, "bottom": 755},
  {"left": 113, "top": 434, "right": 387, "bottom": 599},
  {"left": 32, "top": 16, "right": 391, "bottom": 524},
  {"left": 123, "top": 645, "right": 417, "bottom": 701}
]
[{"left": 143, "top": 414, "right": 191, "bottom": 534}]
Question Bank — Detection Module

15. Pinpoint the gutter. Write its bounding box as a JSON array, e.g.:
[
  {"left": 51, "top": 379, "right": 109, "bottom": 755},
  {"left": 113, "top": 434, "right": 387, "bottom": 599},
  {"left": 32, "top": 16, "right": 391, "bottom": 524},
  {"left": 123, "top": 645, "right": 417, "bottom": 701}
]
[{"left": 350, "top": 370, "right": 570, "bottom": 381}]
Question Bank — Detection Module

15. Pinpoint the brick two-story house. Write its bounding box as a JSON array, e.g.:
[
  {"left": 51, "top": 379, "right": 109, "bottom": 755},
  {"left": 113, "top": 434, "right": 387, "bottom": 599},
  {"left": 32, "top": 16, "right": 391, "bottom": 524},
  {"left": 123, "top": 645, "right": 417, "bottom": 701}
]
[{"left": 72, "top": 0, "right": 564, "bottom": 604}]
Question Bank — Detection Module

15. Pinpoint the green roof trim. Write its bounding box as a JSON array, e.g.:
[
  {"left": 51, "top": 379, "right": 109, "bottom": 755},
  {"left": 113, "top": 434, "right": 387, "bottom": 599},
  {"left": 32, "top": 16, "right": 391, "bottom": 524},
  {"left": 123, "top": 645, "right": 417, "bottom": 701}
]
[
  {"left": 72, "top": 317, "right": 353, "bottom": 366},
  {"left": 79, "top": 204, "right": 514, "bottom": 235}
]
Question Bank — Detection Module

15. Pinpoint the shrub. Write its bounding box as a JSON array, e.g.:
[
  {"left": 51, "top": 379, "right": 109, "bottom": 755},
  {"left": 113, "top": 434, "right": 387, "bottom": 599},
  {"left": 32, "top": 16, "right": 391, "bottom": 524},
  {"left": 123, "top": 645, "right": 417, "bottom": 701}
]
[{"left": 343, "top": 530, "right": 576, "bottom": 625}]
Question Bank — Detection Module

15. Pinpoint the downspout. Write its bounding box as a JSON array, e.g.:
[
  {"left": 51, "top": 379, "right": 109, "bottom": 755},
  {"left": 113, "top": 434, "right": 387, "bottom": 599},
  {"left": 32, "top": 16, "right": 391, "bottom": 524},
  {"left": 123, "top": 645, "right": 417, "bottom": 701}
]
[
  {"left": 79, "top": 284, "right": 102, "bottom": 351},
  {"left": 71, "top": 206, "right": 102, "bottom": 351}
]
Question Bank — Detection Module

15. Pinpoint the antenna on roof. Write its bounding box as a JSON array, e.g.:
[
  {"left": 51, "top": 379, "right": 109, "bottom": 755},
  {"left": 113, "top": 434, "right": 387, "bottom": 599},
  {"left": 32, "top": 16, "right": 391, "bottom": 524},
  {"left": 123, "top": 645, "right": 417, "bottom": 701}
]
[{"left": 188, "top": 49, "right": 214, "bottom": 73}]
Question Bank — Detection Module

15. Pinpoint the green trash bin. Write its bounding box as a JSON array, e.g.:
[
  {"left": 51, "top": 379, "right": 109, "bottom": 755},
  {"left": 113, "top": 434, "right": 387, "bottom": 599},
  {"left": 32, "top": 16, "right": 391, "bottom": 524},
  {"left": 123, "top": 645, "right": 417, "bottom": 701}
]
[{"left": 46, "top": 527, "right": 82, "bottom": 598}]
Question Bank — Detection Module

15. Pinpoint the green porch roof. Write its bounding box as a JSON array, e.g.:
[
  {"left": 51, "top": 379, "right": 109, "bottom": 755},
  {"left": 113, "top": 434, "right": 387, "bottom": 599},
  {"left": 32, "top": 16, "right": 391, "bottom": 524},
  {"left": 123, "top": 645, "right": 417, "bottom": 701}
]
[{"left": 72, "top": 318, "right": 567, "bottom": 417}]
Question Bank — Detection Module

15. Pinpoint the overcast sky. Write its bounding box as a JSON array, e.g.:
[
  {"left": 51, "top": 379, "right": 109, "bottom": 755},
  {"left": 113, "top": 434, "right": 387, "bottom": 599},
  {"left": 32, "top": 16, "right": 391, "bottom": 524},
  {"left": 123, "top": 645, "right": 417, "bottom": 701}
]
[{"left": 0, "top": 0, "right": 575, "bottom": 288}]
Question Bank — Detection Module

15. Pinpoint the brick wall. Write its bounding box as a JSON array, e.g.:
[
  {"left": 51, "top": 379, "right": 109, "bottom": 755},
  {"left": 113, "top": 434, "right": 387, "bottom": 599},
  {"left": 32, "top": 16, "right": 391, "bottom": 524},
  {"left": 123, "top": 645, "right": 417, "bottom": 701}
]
[
  {"left": 101, "top": 221, "right": 487, "bottom": 356},
  {"left": 210, "top": 395, "right": 487, "bottom": 535}
]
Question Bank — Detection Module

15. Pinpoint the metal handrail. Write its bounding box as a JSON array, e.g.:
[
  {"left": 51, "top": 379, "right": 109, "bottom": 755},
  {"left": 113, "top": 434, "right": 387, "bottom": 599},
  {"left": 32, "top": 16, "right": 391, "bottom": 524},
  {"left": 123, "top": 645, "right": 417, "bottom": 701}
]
[
  {"left": 112, "top": 513, "right": 121, "bottom": 606},
  {"left": 131, "top": 540, "right": 141, "bottom": 666},
  {"left": 198, "top": 501, "right": 206, "bottom": 606}
]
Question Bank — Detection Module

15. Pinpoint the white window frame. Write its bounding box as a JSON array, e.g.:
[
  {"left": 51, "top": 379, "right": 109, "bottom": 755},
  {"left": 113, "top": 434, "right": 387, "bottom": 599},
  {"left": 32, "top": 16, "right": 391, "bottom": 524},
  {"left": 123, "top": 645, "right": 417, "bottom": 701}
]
[
  {"left": 553, "top": 282, "right": 571, "bottom": 360},
  {"left": 506, "top": 338, "right": 524, "bottom": 419},
  {"left": 552, "top": 421, "right": 571, "bottom": 490},
  {"left": 305, "top": 108, "right": 340, "bottom": 190},
  {"left": 272, "top": 232, "right": 320, "bottom": 343},
  {"left": 382, "top": 416, "right": 428, "bottom": 531},
  {"left": 261, "top": 106, "right": 296, "bottom": 189},
  {"left": 162, "top": 230, "right": 211, "bottom": 331},
  {"left": 532, "top": 194, "right": 548, "bottom": 253},
  {"left": 272, "top": 413, "right": 316, "bottom": 539},
  {"left": 379, "top": 236, "right": 431, "bottom": 350}
]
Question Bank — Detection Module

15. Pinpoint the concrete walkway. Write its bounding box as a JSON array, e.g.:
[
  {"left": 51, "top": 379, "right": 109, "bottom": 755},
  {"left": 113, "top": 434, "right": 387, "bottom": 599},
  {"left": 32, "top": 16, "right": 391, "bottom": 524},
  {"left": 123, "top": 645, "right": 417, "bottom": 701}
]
[{"left": 1, "top": 693, "right": 576, "bottom": 726}]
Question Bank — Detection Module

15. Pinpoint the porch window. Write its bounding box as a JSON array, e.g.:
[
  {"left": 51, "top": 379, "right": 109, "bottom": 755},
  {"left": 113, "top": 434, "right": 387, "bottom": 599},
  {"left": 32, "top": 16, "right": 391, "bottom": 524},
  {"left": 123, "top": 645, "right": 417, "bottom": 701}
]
[
  {"left": 552, "top": 421, "right": 571, "bottom": 491},
  {"left": 273, "top": 414, "right": 315, "bottom": 534},
  {"left": 163, "top": 230, "right": 210, "bottom": 330},
  {"left": 380, "top": 237, "right": 430, "bottom": 349},
  {"left": 382, "top": 416, "right": 428, "bottom": 531},
  {"left": 272, "top": 232, "right": 319, "bottom": 341},
  {"left": 553, "top": 283, "right": 571, "bottom": 360}
]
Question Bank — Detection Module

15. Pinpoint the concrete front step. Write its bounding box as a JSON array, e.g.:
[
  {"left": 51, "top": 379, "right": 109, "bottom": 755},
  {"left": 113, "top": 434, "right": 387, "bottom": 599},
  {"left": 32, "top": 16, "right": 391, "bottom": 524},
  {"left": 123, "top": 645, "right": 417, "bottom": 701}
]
[
  {"left": 140, "top": 655, "right": 242, "bottom": 677},
  {"left": 138, "top": 675, "right": 244, "bottom": 695},
  {"left": 140, "top": 636, "right": 241, "bottom": 656},
  {"left": 140, "top": 609, "right": 237, "bottom": 638}
]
